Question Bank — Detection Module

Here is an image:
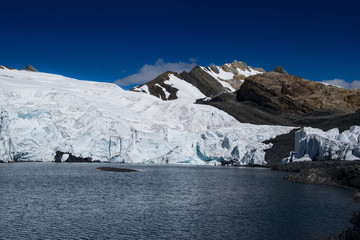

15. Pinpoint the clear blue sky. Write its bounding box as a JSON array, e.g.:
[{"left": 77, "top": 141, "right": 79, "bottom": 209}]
[{"left": 1, "top": 0, "right": 359, "bottom": 89}]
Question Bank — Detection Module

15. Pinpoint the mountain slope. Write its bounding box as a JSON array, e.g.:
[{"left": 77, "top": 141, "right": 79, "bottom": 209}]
[
  {"left": 0, "top": 67, "right": 293, "bottom": 164},
  {"left": 131, "top": 71, "right": 206, "bottom": 102},
  {"left": 131, "top": 60, "right": 264, "bottom": 101},
  {"left": 199, "top": 69, "right": 360, "bottom": 126}
]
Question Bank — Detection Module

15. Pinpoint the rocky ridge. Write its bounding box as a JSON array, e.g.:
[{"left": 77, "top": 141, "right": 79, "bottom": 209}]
[
  {"left": 131, "top": 60, "right": 264, "bottom": 101},
  {"left": 0, "top": 64, "right": 38, "bottom": 72}
]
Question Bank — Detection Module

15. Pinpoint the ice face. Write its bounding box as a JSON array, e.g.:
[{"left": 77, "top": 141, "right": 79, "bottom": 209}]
[
  {"left": 283, "top": 126, "right": 360, "bottom": 163},
  {"left": 0, "top": 68, "right": 293, "bottom": 164}
]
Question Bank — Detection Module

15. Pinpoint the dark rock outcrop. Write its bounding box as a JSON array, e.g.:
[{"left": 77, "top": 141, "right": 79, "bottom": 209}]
[
  {"left": 197, "top": 92, "right": 292, "bottom": 125},
  {"left": 180, "top": 66, "right": 227, "bottom": 97},
  {"left": 273, "top": 65, "right": 288, "bottom": 74},
  {"left": 25, "top": 64, "right": 39, "bottom": 72},
  {"left": 54, "top": 151, "right": 93, "bottom": 162},
  {"left": 263, "top": 128, "right": 299, "bottom": 167},
  {"left": 284, "top": 163, "right": 360, "bottom": 188}
]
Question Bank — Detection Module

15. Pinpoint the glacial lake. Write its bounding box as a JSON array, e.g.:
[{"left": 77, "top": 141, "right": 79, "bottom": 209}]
[{"left": 0, "top": 163, "right": 358, "bottom": 240}]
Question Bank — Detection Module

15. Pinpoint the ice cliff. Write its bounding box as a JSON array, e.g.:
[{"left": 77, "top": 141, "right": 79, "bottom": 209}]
[
  {"left": 0, "top": 68, "right": 293, "bottom": 164},
  {"left": 283, "top": 126, "right": 360, "bottom": 163}
]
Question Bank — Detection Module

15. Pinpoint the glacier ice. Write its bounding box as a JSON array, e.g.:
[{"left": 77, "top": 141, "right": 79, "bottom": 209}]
[
  {"left": 283, "top": 126, "right": 360, "bottom": 163},
  {"left": 0, "top": 68, "right": 293, "bottom": 165}
]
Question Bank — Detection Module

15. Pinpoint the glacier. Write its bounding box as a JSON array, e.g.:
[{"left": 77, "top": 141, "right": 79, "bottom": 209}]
[
  {"left": 283, "top": 126, "right": 360, "bottom": 163},
  {"left": 0, "top": 68, "right": 294, "bottom": 164}
]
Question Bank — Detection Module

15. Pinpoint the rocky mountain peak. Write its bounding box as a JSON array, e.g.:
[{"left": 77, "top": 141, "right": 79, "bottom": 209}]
[
  {"left": 230, "top": 60, "right": 250, "bottom": 71},
  {"left": 131, "top": 71, "right": 180, "bottom": 100},
  {"left": 25, "top": 64, "right": 39, "bottom": 72},
  {"left": 274, "top": 65, "right": 288, "bottom": 75}
]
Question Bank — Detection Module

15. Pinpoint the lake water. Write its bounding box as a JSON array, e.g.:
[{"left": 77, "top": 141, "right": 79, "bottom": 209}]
[{"left": 0, "top": 163, "right": 358, "bottom": 240}]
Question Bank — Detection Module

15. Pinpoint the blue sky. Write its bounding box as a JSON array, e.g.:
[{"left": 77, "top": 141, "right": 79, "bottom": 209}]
[{"left": 1, "top": 0, "right": 359, "bottom": 89}]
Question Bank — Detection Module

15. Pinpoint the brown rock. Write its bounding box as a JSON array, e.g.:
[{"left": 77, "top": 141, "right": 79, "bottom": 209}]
[
  {"left": 237, "top": 72, "right": 360, "bottom": 114},
  {"left": 25, "top": 64, "right": 39, "bottom": 72},
  {"left": 274, "top": 65, "right": 288, "bottom": 74}
]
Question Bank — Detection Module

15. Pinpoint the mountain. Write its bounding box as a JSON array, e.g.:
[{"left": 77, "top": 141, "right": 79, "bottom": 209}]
[
  {"left": 131, "top": 60, "right": 264, "bottom": 101},
  {"left": 0, "top": 67, "right": 293, "bottom": 164},
  {"left": 131, "top": 61, "right": 360, "bottom": 125},
  {"left": 131, "top": 62, "right": 360, "bottom": 165},
  {"left": 1, "top": 64, "right": 39, "bottom": 72},
  {"left": 129, "top": 71, "right": 206, "bottom": 103}
]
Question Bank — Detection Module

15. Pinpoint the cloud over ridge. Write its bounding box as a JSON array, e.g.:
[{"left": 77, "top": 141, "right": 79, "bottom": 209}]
[
  {"left": 115, "top": 59, "right": 197, "bottom": 87},
  {"left": 322, "top": 79, "right": 360, "bottom": 89}
]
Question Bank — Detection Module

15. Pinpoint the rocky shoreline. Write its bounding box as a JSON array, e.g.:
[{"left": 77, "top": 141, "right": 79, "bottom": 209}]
[{"left": 272, "top": 161, "right": 360, "bottom": 239}]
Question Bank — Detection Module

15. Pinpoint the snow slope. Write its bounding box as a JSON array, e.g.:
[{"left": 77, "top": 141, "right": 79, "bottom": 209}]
[
  {"left": 283, "top": 126, "right": 360, "bottom": 163},
  {"left": 0, "top": 68, "right": 293, "bottom": 164},
  {"left": 162, "top": 73, "right": 206, "bottom": 102}
]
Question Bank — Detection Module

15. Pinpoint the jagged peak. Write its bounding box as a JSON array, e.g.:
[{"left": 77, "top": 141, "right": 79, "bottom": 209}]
[
  {"left": 156, "top": 71, "right": 181, "bottom": 80},
  {"left": 253, "top": 67, "right": 266, "bottom": 73},
  {"left": 229, "top": 60, "right": 250, "bottom": 71},
  {"left": 273, "top": 65, "right": 288, "bottom": 75},
  {"left": 25, "top": 64, "right": 39, "bottom": 72}
]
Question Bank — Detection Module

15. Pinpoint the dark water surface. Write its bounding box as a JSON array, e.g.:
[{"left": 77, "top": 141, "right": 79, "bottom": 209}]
[{"left": 0, "top": 163, "right": 358, "bottom": 240}]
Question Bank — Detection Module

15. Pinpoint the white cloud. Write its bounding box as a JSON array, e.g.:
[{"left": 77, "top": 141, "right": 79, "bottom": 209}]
[
  {"left": 321, "top": 79, "right": 360, "bottom": 89},
  {"left": 115, "top": 59, "right": 197, "bottom": 87},
  {"left": 322, "top": 79, "right": 350, "bottom": 88}
]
